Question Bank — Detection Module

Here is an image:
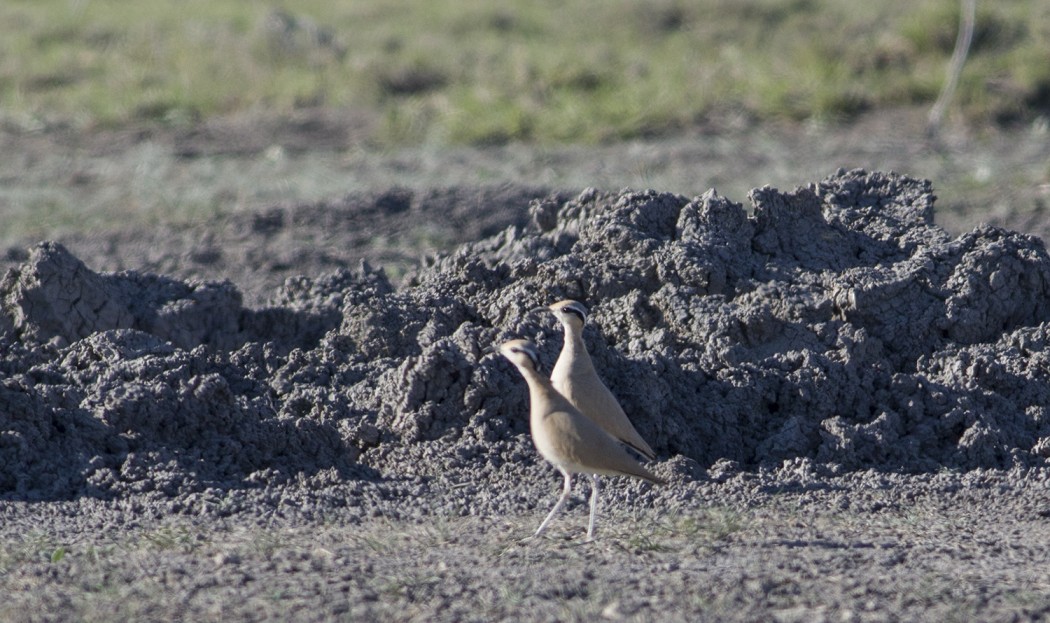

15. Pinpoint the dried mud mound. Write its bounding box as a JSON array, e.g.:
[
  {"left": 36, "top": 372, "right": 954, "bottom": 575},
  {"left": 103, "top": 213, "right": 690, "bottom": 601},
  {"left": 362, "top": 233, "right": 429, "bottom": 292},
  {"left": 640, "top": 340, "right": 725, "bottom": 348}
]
[{"left": 2, "top": 169, "right": 1050, "bottom": 503}]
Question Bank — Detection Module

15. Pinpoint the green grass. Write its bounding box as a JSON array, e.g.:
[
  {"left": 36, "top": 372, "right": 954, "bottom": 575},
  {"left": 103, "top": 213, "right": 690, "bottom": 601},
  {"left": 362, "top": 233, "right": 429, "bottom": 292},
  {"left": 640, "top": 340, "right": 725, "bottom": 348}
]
[
  {"left": 611, "top": 506, "right": 749, "bottom": 553},
  {"left": 0, "top": 530, "right": 68, "bottom": 573},
  {"left": 1, "top": 0, "right": 1047, "bottom": 144}
]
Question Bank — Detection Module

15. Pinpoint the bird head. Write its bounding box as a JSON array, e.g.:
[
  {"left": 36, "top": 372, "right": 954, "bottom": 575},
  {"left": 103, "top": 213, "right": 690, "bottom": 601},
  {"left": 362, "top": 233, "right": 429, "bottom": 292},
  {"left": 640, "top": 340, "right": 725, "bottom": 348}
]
[
  {"left": 530, "top": 299, "right": 588, "bottom": 332},
  {"left": 499, "top": 339, "right": 542, "bottom": 373}
]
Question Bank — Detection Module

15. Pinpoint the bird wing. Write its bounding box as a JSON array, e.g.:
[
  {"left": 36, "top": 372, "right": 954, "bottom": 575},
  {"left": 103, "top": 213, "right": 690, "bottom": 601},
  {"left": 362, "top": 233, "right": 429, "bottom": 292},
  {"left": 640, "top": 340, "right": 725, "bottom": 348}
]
[
  {"left": 567, "top": 376, "right": 657, "bottom": 461},
  {"left": 539, "top": 408, "right": 664, "bottom": 485}
]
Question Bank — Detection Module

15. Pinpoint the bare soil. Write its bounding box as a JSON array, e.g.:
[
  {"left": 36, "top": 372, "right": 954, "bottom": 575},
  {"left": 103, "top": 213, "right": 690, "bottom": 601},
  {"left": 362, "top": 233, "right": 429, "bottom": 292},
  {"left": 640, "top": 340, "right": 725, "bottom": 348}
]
[
  {"left": 3, "top": 107, "right": 1049, "bottom": 304},
  {"left": 2, "top": 108, "right": 1050, "bottom": 622}
]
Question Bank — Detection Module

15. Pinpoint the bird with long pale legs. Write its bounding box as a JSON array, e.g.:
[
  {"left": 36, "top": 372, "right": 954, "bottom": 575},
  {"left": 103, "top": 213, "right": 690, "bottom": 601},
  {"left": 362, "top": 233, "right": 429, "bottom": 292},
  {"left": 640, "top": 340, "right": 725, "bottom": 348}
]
[
  {"left": 499, "top": 339, "right": 665, "bottom": 541},
  {"left": 533, "top": 300, "right": 657, "bottom": 460}
]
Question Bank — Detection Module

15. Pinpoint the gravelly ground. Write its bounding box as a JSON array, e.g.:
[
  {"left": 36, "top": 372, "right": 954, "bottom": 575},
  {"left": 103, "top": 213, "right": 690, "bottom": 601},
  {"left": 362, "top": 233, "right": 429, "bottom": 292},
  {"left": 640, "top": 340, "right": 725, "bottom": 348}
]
[{"left": 2, "top": 469, "right": 1049, "bottom": 622}]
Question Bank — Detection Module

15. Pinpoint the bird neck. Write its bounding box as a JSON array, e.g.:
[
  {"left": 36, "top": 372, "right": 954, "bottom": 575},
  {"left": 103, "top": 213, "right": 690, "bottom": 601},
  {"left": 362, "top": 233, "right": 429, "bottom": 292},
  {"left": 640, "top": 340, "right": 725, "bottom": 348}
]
[
  {"left": 558, "top": 325, "right": 594, "bottom": 372},
  {"left": 518, "top": 366, "right": 567, "bottom": 418}
]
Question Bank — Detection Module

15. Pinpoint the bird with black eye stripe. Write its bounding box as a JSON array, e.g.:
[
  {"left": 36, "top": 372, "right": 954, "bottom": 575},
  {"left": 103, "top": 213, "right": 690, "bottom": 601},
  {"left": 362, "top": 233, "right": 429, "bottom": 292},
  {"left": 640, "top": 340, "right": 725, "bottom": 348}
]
[
  {"left": 531, "top": 300, "right": 657, "bottom": 460},
  {"left": 498, "top": 339, "right": 664, "bottom": 541}
]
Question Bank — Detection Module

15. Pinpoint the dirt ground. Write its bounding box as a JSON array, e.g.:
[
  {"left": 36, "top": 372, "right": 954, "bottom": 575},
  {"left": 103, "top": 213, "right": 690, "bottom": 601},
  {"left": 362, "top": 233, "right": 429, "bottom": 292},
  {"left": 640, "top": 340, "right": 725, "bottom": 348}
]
[
  {"left": 3, "top": 107, "right": 1049, "bottom": 304},
  {"left": 2, "top": 108, "right": 1050, "bottom": 622},
  {"left": 3, "top": 470, "right": 1049, "bottom": 622}
]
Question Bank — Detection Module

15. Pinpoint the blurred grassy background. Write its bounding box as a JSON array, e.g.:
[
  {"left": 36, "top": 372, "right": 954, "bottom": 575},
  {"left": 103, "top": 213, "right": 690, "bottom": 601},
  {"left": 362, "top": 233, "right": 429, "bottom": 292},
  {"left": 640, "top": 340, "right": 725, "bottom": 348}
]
[{"left": 1, "top": 0, "right": 1048, "bottom": 144}]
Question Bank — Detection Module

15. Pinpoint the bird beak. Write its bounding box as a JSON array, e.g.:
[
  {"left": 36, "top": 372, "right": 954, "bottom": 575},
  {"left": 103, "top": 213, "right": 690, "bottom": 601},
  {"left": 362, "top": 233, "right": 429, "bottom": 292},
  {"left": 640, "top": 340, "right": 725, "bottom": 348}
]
[{"left": 527, "top": 305, "right": 551, "bottom": 316}]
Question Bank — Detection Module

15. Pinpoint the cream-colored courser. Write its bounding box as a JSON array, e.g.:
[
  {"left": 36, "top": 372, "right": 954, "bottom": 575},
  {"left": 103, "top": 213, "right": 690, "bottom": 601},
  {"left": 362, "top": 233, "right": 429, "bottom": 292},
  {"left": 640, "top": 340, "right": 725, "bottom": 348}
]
[
  {"left": 499, "top": 339, "right": 665, "bottom": 541},
  {"left": 535, "top": 299, "right": 656, "bottom": 460}
]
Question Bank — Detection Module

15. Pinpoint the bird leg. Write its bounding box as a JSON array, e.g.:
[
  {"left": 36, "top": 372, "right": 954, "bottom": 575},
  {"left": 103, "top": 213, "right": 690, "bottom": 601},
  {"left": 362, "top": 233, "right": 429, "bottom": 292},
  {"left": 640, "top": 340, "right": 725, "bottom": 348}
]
[
  {"left": 534, "top": 469, "right": 573, "bottom": 538},
  {"left": 586, "top": 474, "right": 600, "bottom": 541}
]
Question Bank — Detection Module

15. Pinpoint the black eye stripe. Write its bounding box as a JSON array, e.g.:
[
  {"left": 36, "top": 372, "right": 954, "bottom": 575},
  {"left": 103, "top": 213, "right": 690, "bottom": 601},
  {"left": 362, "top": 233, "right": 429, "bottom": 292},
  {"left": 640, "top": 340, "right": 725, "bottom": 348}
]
[
  {"left": 512, "top": 346, "right": 540, "bottom": 369},
  {"left": 560, "top": 305, "right": 587, "bottom": 323}
]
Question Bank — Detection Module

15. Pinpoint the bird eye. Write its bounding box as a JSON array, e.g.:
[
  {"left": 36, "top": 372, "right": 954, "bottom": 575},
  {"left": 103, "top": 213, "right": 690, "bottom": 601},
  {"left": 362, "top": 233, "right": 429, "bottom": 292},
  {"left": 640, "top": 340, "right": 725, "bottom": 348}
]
[{"left": 561, "top": 305, "right": 586, "bottom": 322}]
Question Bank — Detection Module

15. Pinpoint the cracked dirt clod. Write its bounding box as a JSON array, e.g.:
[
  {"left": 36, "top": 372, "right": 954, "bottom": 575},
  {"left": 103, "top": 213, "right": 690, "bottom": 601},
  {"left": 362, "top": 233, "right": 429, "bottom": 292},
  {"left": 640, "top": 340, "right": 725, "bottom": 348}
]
[{"left": 1, "top": 169, "right": 1049, "bottom": 510}]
